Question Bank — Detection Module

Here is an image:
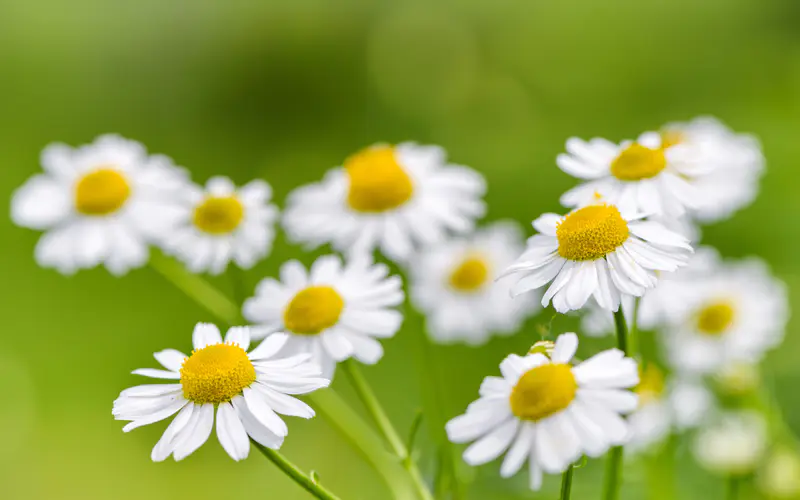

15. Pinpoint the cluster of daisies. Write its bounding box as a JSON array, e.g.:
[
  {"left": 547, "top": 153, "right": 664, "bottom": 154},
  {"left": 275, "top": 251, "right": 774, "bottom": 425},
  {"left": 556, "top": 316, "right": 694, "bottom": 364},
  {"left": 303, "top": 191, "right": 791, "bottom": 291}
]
[{"left": 10, "top": 116, "right": 795, "bottom": 498}]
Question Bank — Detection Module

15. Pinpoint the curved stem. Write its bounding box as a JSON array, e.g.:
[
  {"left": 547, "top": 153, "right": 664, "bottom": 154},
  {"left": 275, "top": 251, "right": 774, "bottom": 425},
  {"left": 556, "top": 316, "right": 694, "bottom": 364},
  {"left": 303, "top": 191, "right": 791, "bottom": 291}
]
[
  {"left": 726, "top": 476, "right": 739, "bottom": 500},
  {"left": 603, "top": 307, "right": 630, "bottom": 500},
  {"left": 342, "top": 360, "right": 434, "bottom": 500},
  {"left": 560, "top": 465, "right": 574, "bottom": 500},
  {"left": 252, "top": 440, "right": 342, "bottom": 500},
  {"left": 613, "top": 307, "right": 629, "bottom": 355}
]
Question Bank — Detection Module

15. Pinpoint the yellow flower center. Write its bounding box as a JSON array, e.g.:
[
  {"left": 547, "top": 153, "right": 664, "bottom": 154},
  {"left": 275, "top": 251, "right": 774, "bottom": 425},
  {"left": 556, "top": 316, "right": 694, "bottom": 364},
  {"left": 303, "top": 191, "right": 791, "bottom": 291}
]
[
  {"left": 284, "top": 286, "right": 345, "bottom": 335},
  {"left": 610, "top": 143, "right": 667, "bottom": 181},
  {"left": 556, "top": 205, "right": 629, "bottom": 261},
  {"left": 660, "top": 130, "right": 684, "bottom": 150},
  {"left": 635, "top": 364, "right": 665, "bottom": 406},
  {"left": 696, "top": 301, "right": 736, "bottom": 336},
  {"left": 180, "top": 343, "right": 256, "bottom": 405},
  {"left": 345, "top": 146, "right": 414, "bottom": 213},
  {"left": 448, "top": 255, "right": 490, "bottom": 292},
  {"left": 509, "top": 363, "right": 577, "bottom": 421},
  {"left": 74, "top": 168, "right": 130, "bottom": 215},
  {"left": 193, "top": 196, "right": 245, "bottom": 235}
]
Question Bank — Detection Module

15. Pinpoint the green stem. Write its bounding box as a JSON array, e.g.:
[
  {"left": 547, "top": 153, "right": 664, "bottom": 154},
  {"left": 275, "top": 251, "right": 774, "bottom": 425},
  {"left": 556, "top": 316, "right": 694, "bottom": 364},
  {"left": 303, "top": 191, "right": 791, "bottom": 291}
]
[
  {"left": 308, "top": 389, "right": 419, "bottom": 500},
  {"left": 726, "top": 476, "right": 739, "bottom": 500},
  {"left": 603, "top": 307, "right": 630, "bottom": 500},
  {"left": 560, "top": 465, "right": 574, "bottom": 500},
  {"left": 342, "top": 360, "right": 435, "bottom": 500},
  {"left": 629, "top": 297, "right": 640, "bottom": 359},
  {"left": 149, "top": 251, "right": 241, "bottom": 325},
  {"left": 252, "top": 440, "right": 342, "bottom": 500}
]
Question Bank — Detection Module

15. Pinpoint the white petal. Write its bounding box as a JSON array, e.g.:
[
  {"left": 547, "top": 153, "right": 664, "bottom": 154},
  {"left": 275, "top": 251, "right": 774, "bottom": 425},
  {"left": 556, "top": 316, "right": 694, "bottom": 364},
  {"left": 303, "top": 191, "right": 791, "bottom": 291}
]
[
  {"left": 131, "top": 368, "right": 181, "bottom": 380},
  {"left": 248, "top": 333, "right": 290, "bottom": 361},
  {"left": 120, "top": 384, "right": 182, "bottom": 398},
  {"left": 280, "top": 260, "right": 308, "bottom": 289},
  {"left": 224, "top": 326, "right": 251, "bottom": 350},
  {"left": 216, "top": 402, "right": 251, "bottom": 461},
  {"left": 446, "top": 407, "right": 513, "bottom": 443},
  {"left": 577, "top": 388, "right": 638, "bottom": 414},
  {"left": 500, "top": 422, "right": 534, "bottom": 477},
  {"left": 463, "top": 418, "right": 519, "bottom": 465},
  {"left": 10, "top": 175, "right": 71, "bottom": 230},
  {"left": 173, "top": 403, "right": 215, "bottom": 461},
  {"left": 231, "top": 395, "right": 285, "bottom": 449},
  {"left": 153, "top": 350, "right": 187, "bottom": 372},
  {"left": 122, "top": 398, "right": 188, "bottom": 432},
  {"left": 192, "top": 323, "right": 222, "bottom": 350},
  {"left": 532, "top": 213, "right": 562, "bottom": 236},
  {"left": 551, "top": 333, "right": 579, "bottom": 364},
  {"left": 243, "top": 387, "right": 288, "bottom": 437},
  {"left": 152, "top": 403, "right": 195, "bottom": 462}
]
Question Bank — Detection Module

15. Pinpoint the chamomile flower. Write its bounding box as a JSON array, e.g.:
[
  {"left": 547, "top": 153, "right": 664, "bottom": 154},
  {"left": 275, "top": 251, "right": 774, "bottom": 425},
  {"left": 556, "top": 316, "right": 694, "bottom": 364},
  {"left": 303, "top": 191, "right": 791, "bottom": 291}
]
[
  {"left": 162, "top": 177, "right": 279, "bottom": 275},
  {"left": 113, "top": 323, "right": 329, "bottom": 461},
  {"left": 11, "top": 135, "right": 188, "bottom": 275},
  {"left": 242, "top": 254, "right": 404, "bottom": 378},
  {"left": 502, "top": 204, "right": 692, "bottom": 314},
  {"left": 446, "top": 333, "right": 639, "bottom": 490},
  {"left": 693, "top": 411, "right": 767, "bottom": 476},
  {"left": 408, "top": 221, "right": 540, "bottom": 345},
  {"left": 557, "top": 132, "right": 710, "bottom": 217},
  {"left": 663, "top": 258, "right": 788, "bottom": 375},
  {"left": 660, "top": 116, "right": 765, "bottom": 223},
  {"left": 282, "top": 143, "right": 486, "bottom": 262}
]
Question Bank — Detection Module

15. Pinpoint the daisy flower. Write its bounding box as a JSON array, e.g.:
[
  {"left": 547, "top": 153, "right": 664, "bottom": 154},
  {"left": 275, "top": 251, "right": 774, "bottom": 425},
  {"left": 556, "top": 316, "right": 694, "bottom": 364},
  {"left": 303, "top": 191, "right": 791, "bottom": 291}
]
[
  {"left": 445, "top": 333, "right": 639, "bottom": 490},
  {"left": 282, "top": 143, "right": 486, "bottom": 262},
  {"left": 162, "top": 176, "right": 279, "bottom": 275},
  {"left": 113, "top": 323, "right": 329, "bottom": 461},
  {"left": 502, "top": 204, "right": 692, "bottom": 314},
  {"left": 242, "top": 254, "right": 404, "bottom": 378},
  {"left": 11, "top": 135, "right": 188, "bottom": 275},
  {"left": 408, "top": 221, "right": 540, "bottom": 345},
  {"left": 660, "top": 116, "right": 765, "bottom": 223},
  {"left": 693, "top": 411, "right": 767, "bottom": 476},
  {"left": 557, "top": 132, "right": 711, "bottom": 217},
  {"left": 663, "top": 258, "right": 788, "bottom": 375}
]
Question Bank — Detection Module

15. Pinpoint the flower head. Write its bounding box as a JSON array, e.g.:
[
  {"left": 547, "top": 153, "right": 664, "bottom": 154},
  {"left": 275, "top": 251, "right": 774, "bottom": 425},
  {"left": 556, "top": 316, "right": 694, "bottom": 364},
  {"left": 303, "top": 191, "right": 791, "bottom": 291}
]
[
  {"left": 693, "top": 411, "right": 767, "bottom": 476},
  {"left": 113, "top": 323, "right": 329, "bottom": 461},
  {"left": 282, "top": 143, "right": 486, "bottom": 262},
  {"left": 446, "top": 333, "right": 639, "bottom": 490}
]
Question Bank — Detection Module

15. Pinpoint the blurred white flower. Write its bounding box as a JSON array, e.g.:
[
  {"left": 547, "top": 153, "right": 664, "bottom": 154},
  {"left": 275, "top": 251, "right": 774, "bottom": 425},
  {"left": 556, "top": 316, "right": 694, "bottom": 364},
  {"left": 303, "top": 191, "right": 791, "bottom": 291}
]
[
  {"left": 408, "top": 221, "right": 540, "bottom": 345},
  {"left": 660, "top": 116, "right": 764, "bottom": 223},
  {"left": 693, "top": 411, "right": 767, "bottom": 476},
  {"left": 11, "top": 135, "right": 188, "bottom": 275},
  {"left": 282, "top": 143, "right": 486, "bottom": 262},
  {"left": 758, "top": 448, "right": 800, "bottom": 499},
  {"left": 113, "top": 323, "right": 329, "bottom": 461},
  {"left": 556, "top": 132, "right": 711, "bottom": 217},
  {"left": 243, "top": 254, "right": 404, "bottom": 378},
  {"left": 446, "top": 333, "right": 639, "bottom": 490},
  {"left": 663, "top": 257, "right": 788, "bottom": 375},
  {"left": 161, "top": 176, "right": 278, "bottom": 275},
  {"left": 713, "top": 362, "right": 761, "bottom": 397},
  {"left": 502, "top": 204, "right": 692, "bottom": 313}
]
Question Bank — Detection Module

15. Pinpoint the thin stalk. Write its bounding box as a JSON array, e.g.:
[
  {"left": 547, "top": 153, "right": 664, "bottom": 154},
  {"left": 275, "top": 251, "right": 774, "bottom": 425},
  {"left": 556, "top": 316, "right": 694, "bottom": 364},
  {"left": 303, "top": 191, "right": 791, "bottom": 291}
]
[
  {"left": 603, "top": 307, "right": 630, "bottom": 500},
  {"left": 560, "top": 465, "right": 574, "bottom": 500},
  {"left": 149, "top": 251, "right": 241, "bottom": 325},
  {"left": 252, "top": 440, "right": 342, "bottom": 500},
  {"left": 726, "top": 476, "right": 739, "bottom": 500},
  {"left": 342, "top": 360, "right": 435, "bottom": 500},
  {"left": 629, "top": 297, "right": 640, "bottom": 359}
]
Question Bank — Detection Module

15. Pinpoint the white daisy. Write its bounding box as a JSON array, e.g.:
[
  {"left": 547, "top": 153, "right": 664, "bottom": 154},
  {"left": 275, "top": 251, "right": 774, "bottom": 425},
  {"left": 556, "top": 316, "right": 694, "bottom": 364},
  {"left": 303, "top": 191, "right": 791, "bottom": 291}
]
[
  {"left": 11, "top": 134, "right": 188, "bottom": 275},
  {"left": 445, "top": 333, "right": 639, "bottom": 490},
  {"left": 502, "top": 204, "right": 692, "bottom": 314},
  {"left": 693, "top": 411, "right": 767, "bottom": 476},
  {"left": 408, "top": 221, "right": 541, "bottom": 345},
  {"left": 660, "top": 116, "right": 764, "bottom": 223},
  {"left": 162, "top": 176, "right": 279, "bottom": 275},
  {"left": 663, "top": 257, "right": 788, "bottom": 375},
  {"left": 557, "top": 132, "right": 712, "bottom": 217},
  {"left": 242, "top": 254, "right": 404, "bottom": 378},
  {"left": 113, "top": 323, "right": 329, "bottom": 461},
  {"left": 282, "top": 143, "right": 486, "bottom": 262}
]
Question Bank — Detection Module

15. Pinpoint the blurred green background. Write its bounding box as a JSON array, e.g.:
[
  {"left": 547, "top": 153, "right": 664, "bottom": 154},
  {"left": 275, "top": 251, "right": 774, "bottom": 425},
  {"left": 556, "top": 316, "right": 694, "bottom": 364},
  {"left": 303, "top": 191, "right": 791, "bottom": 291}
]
[{"left": 1, "top": 0, "right": 799, "bottom": 498}]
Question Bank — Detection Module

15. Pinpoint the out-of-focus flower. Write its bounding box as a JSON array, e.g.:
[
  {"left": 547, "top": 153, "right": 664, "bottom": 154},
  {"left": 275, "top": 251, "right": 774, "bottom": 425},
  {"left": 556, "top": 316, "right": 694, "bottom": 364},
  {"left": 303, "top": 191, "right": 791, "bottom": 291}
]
[
  {"left": 501, "top": 204, "right": 692, "bottom": 313},
  {"left": 282, "top": 143, "right": 486, "bottom": 262},
  {"left": 408, "top": 221, "right": 540, "bottom": 345},
  {"left": 663, "top": 258, "right": 788, "bottom": 375},
  {"left": 11, "top": 135, "right": 188, "bottom": 275},
  {"left": 660, "top": 117, "right": 764, "bottom": 223},
  {"left": 713, "top": 362, "right": 761, "bottom": 397},
  {"left": 758, "top": 448, "right": 800, "bottom": 499},
  {"left": 162, "top": 176, "right": 278, "bottom": 275},
  {"left": 693, "top": 411, "right": 767, "bottom": 476},
  {"left": 446, "top": 333, "right": 639, "bottom": 490},
  {"left": 243, "top": 255, "right": 404, "bottom": 378},
  {"left": 113, "top": 324, "right": 329, "bottom": 461}
]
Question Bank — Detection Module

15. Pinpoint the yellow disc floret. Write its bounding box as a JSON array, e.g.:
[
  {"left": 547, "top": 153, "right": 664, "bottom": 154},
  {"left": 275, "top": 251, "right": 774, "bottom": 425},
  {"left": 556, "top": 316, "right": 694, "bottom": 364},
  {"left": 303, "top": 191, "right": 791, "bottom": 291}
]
[
  {"left": 345, "top": 146, "right": 414, "bottom": 213},
  {"left": 635, "top": 364, "right": 665, "bottom": 406},
  {"left": 284, "top": 286, "right": 345, "bottom": 335},
  {"left": 556, "top": 205, "right": 629, "bottom": 261},
  {"left": 193, "top": 196, "right": 245, "bottom": 235},
  {"left": 509, "top": 363, "right": 577, "bottom": 421},
  {"left": 448, "top": 255, "right": 490, "bottom": 292},
  {"left": 610, "top": 143, "right": 667, "bottom": 181},
  {"left": 180, "top": 343, "right": 256, "bottom": 405},
  {"left": 74, "top": 168, "right": 130, "bottom": 215},
  {"left": 696, "top": 301, "right": 736, "bottom": 336}
]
